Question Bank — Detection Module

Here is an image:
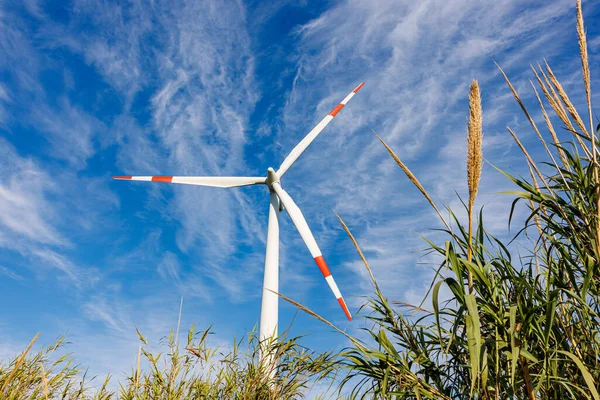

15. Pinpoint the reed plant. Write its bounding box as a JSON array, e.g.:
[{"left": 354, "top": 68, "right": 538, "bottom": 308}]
[{"left": 318, "top": 0, "right": 600, "bottom": 398}]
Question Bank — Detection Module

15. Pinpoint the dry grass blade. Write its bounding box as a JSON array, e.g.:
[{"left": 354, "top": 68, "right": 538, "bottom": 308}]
[
  {"left": 266, "top": 289, "right": 364, "bottom": 350},
  {"left": 506, "top": 127, "right": 551, "bottom": 193},
  {"left": 374, "top": 129, "right": 451, "bottom": 232},
  {"left": 40, "top": 363, "right": 49, "bottom": 400},
  {"left": 392, "top": 301, "right": 431, "bottom": 314},
  {"left": 1, "top": 332, "right": 40, "bottom": 393},
  {"left": 525, "top": 159, "right": 548, "bottom": 263},
  {"left": 186, "top": 347, "right": 205, "bottom": 361},
  {"left": 334, "top": 211, "right": 381, "bottom": 295},
  {"left": 135, "top": 344, "right": 141, "bottom": 391}
]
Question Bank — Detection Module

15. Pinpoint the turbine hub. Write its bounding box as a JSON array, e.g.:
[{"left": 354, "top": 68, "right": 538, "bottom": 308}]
[{"left": 266, "top": 167, "right": 280, "bottom": 190}]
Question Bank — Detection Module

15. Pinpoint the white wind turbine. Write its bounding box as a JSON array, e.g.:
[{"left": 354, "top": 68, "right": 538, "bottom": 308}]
[{"left": 113, "top": 82, "right": 364, "bottom": 347}]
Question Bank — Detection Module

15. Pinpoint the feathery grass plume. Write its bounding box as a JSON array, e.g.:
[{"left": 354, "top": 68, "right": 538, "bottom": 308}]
[
  {"left": 496, "top": 63, "right": 573, "bottom": 182},
  {"left": 544, "top": 61, "right": 590, "bottom": 139},
  {"left": 536, "top": 63, "right": 574, "bottom": 129},
  {"left": 1, "top": 327, "right": 337, "bottom": 399},
  {"left": 536, "top": 63, "right": 595, "bottom": 159},
  {"left": 530, "top": 69, "right": 570, "bottom": 168},
  {"left": 467, "top": 80, "right": 483, "bottom": 204},
  {"left": 467, "top": 80, "right": 483, "bottom": 293},
  {"left": 134, "top": 344, "right": 141, "bottom": 392}
]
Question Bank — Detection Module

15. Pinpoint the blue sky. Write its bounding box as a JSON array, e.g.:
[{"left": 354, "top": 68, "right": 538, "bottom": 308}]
[{"left": 1, "top": 0, "right": 599, "bottom": 393}]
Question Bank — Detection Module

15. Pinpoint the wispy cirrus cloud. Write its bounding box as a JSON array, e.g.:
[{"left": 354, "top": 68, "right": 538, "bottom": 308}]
[
  {"left": 0, "top": 139, "right": 66, "bottom": 248},
  {"left": 1, "top": 1, "right": 599, "bottom": 391},
  {"left": 32, "top": 98, "right": 106, "bottom": 169},
  {"left": 0, "top": 265, "right": 24, "bottom": 281}
]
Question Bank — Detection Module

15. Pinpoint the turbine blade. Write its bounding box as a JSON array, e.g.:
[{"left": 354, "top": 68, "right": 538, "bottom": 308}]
[
  {"left": 112, "top": 176, "right": 266, "bottom": 188},
  {"left": 271, "top": 183, "right": 352, "bottom": 321},
  {"left": 277, "top": 82, "right": 365, "bottom": 177}
]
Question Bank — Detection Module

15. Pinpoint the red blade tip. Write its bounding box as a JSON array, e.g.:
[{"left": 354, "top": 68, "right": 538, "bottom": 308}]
[
  {"left": 338, "top": 298, "right": 352, "bottom": 321},
  {"left": 113, "top": 176, "right": 132, "bottom": 180},
  {"left": 353, "top": 82, "right": 365, "bottom": 93}
]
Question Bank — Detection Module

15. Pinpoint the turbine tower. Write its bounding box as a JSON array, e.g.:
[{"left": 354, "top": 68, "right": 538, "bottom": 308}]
[{"left": 113, "top": 82, "right": 364, "bottom": 348}]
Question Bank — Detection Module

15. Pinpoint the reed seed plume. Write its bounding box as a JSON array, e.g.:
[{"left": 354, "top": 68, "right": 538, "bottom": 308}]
[
  {"left": 135, "top": 344, "right": 141, "bottom": 392},
  {"left": 467, "top": 80, "right": 483, "bottom": 206},
  {"left": 466, "top": 80, "right": 483, "bottom": 293}
]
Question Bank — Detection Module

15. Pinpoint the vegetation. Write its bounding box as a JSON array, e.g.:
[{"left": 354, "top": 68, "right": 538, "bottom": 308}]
[
  {"left": 2, "top": 1, "right": 598, "bottom": 399},
  {"left": 327, "top": 1, "right": 600, "bottom": 398},
  {"left": 0, "top": 327, "right": 335, "bottom": 399}
]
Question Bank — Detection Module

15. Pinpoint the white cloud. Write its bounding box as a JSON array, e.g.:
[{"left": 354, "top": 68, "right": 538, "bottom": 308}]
[
  {"left": 32, "top": 98, "right": 106, "bottom": 169},
  {"left": 0, "top": 265, "right": 24, "bottom": 281},
  {"left": 0, "top": 137, "right": 119, "bottom": 284},
  {"left": 0, "top": 83, "right": 10, "bottom": 127},
  {"left": 0, "top": 139, "right": 65, "bottom": 247}
]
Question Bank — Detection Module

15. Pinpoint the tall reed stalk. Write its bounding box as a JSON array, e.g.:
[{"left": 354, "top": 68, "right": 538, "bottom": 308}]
[{"left": 467, "top": 80, "right": 483, "bottom": 293}]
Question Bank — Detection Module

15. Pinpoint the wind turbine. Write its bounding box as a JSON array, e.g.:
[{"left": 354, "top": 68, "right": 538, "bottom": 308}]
[{"left": 113, "top": 82, "right": 365, "bottom": 347}]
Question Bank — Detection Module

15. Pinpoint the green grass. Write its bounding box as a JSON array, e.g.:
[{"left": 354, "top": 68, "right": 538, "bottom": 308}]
[{"left": 0, "top": 326, "right": 337, "bottom": 399}]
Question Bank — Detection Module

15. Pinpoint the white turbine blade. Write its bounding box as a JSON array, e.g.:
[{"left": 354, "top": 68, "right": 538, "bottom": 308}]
[
  {"left": 113, "top": 175, "right": 266, "bottom": 188},
  {"left": 271, "top": 183, "right": 352, "bottom": 321},
  {"left": 277, "top": 82, "right": 365, "bottom": 177}
]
